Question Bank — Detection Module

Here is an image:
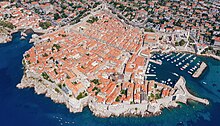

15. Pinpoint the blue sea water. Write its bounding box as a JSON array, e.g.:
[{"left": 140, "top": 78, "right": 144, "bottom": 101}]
[{"left": 1, "top": 32, "right": 220, "bottom": 126}]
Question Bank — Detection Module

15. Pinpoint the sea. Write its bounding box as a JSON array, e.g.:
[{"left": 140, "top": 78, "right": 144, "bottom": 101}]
[{"left": 1, "top": 32, "right": 220, "bottom": 126}]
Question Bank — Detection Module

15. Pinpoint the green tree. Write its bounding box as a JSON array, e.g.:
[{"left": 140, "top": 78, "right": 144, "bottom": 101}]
[{"left": 54, "top": 13, "right": 60, "bottom": 20}]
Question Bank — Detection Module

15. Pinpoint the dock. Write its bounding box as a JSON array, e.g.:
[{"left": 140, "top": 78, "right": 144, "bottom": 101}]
[
  {"left": 149, "top": 59, "right": 162, "bottom": 65},
  {"left": 145, "top": 74, "right": 156, "bottom": 77},
  {"left": 192, "top": 62, "right": 207, "bottom": 78}
]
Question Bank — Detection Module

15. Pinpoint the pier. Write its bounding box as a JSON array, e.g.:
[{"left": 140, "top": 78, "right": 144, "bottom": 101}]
[
  {"left": 149, "top": 59, "right": 162, "bottom": 65},
  {"left": 175, "top": 76, "right": 209, "bottom": 105},
  {"left": 192, "top": 62, "right": 207, "bottom": 78}
]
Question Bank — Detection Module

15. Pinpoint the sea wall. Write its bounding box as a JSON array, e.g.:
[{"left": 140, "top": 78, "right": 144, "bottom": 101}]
[
  {"left": 17, "top": 69, "right": 167, "bottom": 118},
  {"left": 17, "top": 70, "right": 86, "bottom": 113}
]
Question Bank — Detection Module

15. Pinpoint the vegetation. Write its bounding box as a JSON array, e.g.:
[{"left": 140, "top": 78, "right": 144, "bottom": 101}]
[
  {"left": 144, "top": 28, "right": 155, "bottom": 32},
  {"left": 66, "top": 74, "right": 70, "bottom": 79},
  {"left": 92, "top": 86, "right": 101, "bottom": 95},
  {"left": 179, "top": 39, "right": 186, "bottom": 46},
  {"left": 58, "top": 83, "right": 62, "bottom": 89},
  {"left": 76, "top": 91, "right": 88, "bottom": 100},
  {"left": 41, "top": 72, "right": 50, "bottom": 80},
  {"left": 54, "top": 13, "right": 60, "bottom": 20},
  {"left": 39, "top": 21, "right": 51, "bottom": 29},
  {"left": 72, "top": 81, "right": 77, "bottom": 84},
  {"left": 91, "top": 79, "right": 100, "bottom": 85},
  {"left": 175, "top": 39, "right": 186, "bottom": 46},
  {"left": 86, "top": 16, "right": 99, "bottom": 24},
  {"left": 42, "top": 53, "right": 48, "bottom": 57},
  {"left": 0, "top": 20, "right": 16, "bottom": 29},
  {"left": 25, "top": 54, "right": 30, "bottom": 58},
  {"left": 216, "top": 50, "right": 220, "bottom": 56},
  {"left": 52, "top": 44, "right": 61, "bottom": 51},
  {"left": 120, "top": 89, "right": 126, "bottom": 95},
  {"left": 154, "top": 84, "right": 157, "bottom": 88},
  {"left": 155, "top": 93, "right": 161, "bottom": 99},
  {"left": 54, "top": 69, "right": 58, "bottom": 75},
  {"left": 55, "top": 88, "right": 60, "bottom": 93},
  {"left": 115, "top": 95, "right": 121, "bottom": 102}
]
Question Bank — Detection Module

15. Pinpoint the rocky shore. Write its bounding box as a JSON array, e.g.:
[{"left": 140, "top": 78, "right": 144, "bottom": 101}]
[{"left": 17, "top": 68, "right": 209, "bottom": 118}]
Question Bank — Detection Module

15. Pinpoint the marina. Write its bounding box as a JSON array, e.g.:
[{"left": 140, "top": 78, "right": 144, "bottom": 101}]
[{"left": 146, "top": 53, "right": 207, "bottom": 87}]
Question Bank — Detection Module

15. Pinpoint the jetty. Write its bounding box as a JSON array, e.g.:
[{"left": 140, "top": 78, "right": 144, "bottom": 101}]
[
  {"left": 175, "top": 76, "right": 209, "bottom": 105},
  {"left": 149, "top": 59, "right": 162, "bottom": 65},
  {"left": 192, "top": 62, "right": 207, "bottom": 78}
]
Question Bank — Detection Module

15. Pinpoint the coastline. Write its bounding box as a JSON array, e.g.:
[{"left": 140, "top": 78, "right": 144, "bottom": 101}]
[
  {"left": 0, "top": 28, "right": 46, "bottom": 44},
  {"left": 17, "top": 67, "right": 209, "bottom": 118}
]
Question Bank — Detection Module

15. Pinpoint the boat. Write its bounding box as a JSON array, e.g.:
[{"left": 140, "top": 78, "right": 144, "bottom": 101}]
[
  {"left": 188, "top": 71, "right": 192, "bottom": 74},
  {"left": 20, "top": 36, "right": 26, "bottom": 40},
  {"left": 203, "top": 82, "right": 207, "bottom": 85},
  {"left": 172, "top": 73, "right": 179, "bottom": 76}
]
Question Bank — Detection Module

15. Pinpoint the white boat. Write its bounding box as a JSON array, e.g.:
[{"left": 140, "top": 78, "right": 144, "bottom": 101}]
[
  {"left": 172, "top": 73, "right": 179, "bottom": 76},
  {"left": 168, "top": 78, "right": 171, "bottom": 81},
  {"left": 203, "top": 82, "right": 207, "bottom": 85}
]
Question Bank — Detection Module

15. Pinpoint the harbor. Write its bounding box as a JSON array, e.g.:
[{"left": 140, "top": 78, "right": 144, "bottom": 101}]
[{"left": 145, "top": 53, "right": 208, "bottom": 88}]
